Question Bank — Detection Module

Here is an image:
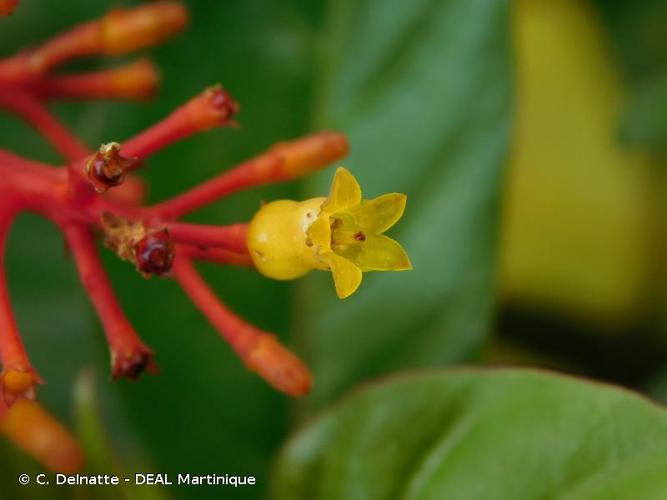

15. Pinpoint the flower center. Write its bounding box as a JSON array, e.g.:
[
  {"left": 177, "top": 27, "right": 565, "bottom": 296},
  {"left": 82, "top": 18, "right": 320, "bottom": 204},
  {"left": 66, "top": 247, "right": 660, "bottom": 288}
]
[{"left": 330, "top": 216, "right": 366, "bottom": 252}]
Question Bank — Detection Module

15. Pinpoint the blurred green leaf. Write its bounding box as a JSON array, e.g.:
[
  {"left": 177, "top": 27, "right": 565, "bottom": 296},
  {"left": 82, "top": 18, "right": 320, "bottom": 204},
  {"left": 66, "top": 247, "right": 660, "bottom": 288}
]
[
  {"left": 620, "top": 71, "right": 667, "bottom": 147},
  {"left": 272, "top": 369, "right": 667, "bottom": 500},
  {"left": 74, "top": 371, "right": 170, "bottom": 500},
  {"left": 296, "top": 0, "right": 512, "bottom": 412},
  {"left": 595, "top": 0, "right": 667, "bottom": 147}
]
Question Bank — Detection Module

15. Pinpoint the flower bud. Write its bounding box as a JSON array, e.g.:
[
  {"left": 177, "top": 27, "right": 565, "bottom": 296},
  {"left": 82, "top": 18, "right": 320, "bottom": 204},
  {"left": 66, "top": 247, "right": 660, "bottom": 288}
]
[
  {"left": 85, "top": 142, "right": 139, "bottom": 192},
  {"left": 244, "top": 335, "right": 312, "bottom": 397},
  {"left": 102, "top": 1, "right": 189, "bottom": 55},
  {"left": 0, "top": 400, "right": 83, "bottom": 473}
]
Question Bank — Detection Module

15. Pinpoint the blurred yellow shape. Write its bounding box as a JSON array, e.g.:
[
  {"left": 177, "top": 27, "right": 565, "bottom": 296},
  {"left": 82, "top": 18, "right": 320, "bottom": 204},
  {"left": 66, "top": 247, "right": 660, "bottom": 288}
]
[{"left": 500, "top": 0, "right": 657, "bottom": 328}]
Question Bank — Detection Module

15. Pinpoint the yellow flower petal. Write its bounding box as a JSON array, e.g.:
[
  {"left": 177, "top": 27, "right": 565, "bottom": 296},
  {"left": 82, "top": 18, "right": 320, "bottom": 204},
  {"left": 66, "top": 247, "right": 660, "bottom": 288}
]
[
  {"left": 322, "top": 252, "right": 363, "bottom": 299},
  {"left": 347, "top": 193, "right": 407, "bottom": 234},
  {"left": 321, "top": 167, "right": 362, "bottom": 213},
  {"left": 345, "top": 234, "right": 412, "bottom": 272},
  {"left": 306, "top": 213, "right": 331, "bottom": 253}
]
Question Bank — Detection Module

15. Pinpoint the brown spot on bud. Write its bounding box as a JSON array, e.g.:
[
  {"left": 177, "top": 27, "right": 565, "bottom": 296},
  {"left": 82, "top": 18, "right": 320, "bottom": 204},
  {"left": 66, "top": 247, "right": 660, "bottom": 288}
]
[
  {"left": 85, "top": 142, "right": 139, "bottom": 192},
  {"left": 353, "top": 231, "right": 366, "bottom": 242},
  {"left": 208, "top": 85, "right": 240, "bottom": 118},
  {"left": 133, "top": 228, "right": 175, "bottom": 277},
  {"left": 111, "top": 346, "right": 158, "bottom": 381},
  {"left": 186, "top": 85, "right": 240, "bottom": 131}
]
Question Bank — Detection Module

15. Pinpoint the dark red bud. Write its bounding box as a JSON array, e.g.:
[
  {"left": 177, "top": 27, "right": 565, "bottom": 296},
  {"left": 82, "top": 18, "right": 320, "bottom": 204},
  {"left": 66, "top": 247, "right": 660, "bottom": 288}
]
[
  {"left": 85, "top": 142, "right": 139, "bottom": 192},
  {"left": 133, "top": 228, "right": 175, "bottom": 277},
  {"left": 111, "top": 347, "right": 157, "bottom": 380},
  {"left": 209, "top": 85, "right": 239, "bottom": 118}
]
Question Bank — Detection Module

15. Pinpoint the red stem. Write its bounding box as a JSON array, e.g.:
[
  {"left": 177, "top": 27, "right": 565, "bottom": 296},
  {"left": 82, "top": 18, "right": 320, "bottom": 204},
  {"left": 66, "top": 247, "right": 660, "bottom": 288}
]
[
  {"left": 0, "top": 205, "right": 34, "bottom": 373},
  {"left": 0, "top": 203, "right": 43, "bottom": 406},
  {"left": 31, "top": 59, "right": 160, "bottom": 102},
  {"left": 121, "top": 85, "right": 238, "bottom": 160},
  {"left": 173, "top": 257, "right": 311, "bottom": 396},
  {"left": 167, "top": 222, "right": 248, "bottom": 253},
  {"left": 150, "top": 131, "right": 349, "bottom": 218},
  {"left": 179, "top": 245, "right": 253, "bottom": 267},
  {"left": 0, "top": 92, "right": 88, "bottom": 162},
  {"left": 62, "top": 223, "right": 154, "bottom": 380}
]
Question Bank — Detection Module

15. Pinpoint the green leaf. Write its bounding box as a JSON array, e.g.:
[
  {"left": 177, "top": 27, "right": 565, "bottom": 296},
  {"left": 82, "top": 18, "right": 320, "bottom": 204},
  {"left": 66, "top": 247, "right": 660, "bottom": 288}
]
[
  {"left": 620, "top": 71, "right": 667, "bottom": 147},
  {"left": 594, "top": 0, "right": 667, "bottom": 148},
  {"left": 271, "top": 369, "right": 667, "bottom": 500},
  {"left": 296, "top": 0, "right": 512, "bottom": 412}
]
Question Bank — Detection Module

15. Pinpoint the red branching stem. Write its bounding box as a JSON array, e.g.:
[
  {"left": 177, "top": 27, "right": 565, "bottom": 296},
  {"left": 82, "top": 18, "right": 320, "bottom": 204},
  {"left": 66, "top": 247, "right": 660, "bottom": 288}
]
[
  {"left": 0, "top": 1, "right": 345, "bottom": 473},
  {"left": 150, "top": 131, "right": 349, "bottom": 218},
  {"left": 32, "top": 59, "right": 160, "bottom": 101},
  {"left": 103, "top": 175, "right": 146, "bottom": 207},
  {"left": 0, "top": 92, "right": 88, "bottom": 162},
  {"left": 167, "top": 222, "right": 248, "bottom": 254},
  {"left": 0, "top": 205, "right": 35, "bottom": 376},
  {"left": 62, "top": 223, "right": 154, "bottom": 380},
  {"left": 179, "top": 245, "right": 253, "bottom": 267},
  {"left": 0, "top": 148, "right": 56, "bottom": 172},
  {"left": 121, "top": 85, "right": 239, "bottom": 160},
  {"left": 0, "top": 2, "right": 350, "bottom": 435},
  {"left": 173, "top": 257, "right": 311, "bottom": 396}
]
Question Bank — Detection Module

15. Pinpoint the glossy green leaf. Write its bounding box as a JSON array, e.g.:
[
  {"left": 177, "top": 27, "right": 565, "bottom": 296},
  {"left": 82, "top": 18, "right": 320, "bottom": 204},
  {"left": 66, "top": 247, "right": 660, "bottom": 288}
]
[
  {"left": 296, "top": 0, "right": 512, "bottom": 412},
  {"left": 272, "top": 369, "right": 667, "bottom": 500}
]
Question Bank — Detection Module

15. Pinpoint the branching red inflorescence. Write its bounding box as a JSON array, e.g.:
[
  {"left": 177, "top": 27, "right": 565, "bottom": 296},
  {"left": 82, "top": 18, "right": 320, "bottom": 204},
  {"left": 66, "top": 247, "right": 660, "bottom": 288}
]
[{"left": 0, "top": 0, "right": 349, "bottom": 426}]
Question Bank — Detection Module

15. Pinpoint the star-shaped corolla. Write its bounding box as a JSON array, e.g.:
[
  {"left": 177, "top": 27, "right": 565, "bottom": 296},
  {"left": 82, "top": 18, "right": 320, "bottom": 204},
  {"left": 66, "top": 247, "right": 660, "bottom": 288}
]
[
  {"left": 306, "top": 167, "right": 411, "bottom": 298},
  {"left": 247, "top": 167, "right": 411, "bottom": 299}
]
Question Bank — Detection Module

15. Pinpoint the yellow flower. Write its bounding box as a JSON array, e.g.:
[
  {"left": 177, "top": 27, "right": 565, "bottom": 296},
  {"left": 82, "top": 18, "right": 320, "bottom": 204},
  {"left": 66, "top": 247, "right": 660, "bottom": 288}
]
[{"left": 247, "top": 167, "right": 411, "bottom": 298}]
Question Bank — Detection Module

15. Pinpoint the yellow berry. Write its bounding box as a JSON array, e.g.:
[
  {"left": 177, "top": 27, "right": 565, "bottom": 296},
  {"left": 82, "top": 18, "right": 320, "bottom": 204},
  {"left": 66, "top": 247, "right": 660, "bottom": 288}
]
[{"left": 247, "top": 197, "right": 326, "bottom": 280}]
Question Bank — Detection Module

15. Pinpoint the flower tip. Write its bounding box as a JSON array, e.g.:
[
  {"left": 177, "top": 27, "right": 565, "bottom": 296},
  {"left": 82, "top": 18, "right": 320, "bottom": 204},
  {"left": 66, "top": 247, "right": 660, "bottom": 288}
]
[
  {"left": 85, "top": 142, "right": 139, "bottom": 192},
  {"left": 111, "top": 346, "right": 157, "bottom": 381},
  {"left": 113, "top": 59, "right": 161, "bottom": 100},
  {"left": 102, "top": 1, "right": 189, "bottom": 56},
  {"left": 1, "top": 368, "right": 41, "bottom": 406},
  {"left": 0, "top": 0, "right": 19, "bottom": 16},
  {"left": 208, "top": 84, "right": 240, "bottom": 118},
  {"left": 186, "top": 85, "right": 240, "bottom": 131},
  {"left": 245, "top": 335, "right": 312, "bottom": 397},
  {"left": 275, "top": 131, "right": 349, "bottom": 178},
  {"left": 0, "top": 400, "right": 84, "bottom": 473}
]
